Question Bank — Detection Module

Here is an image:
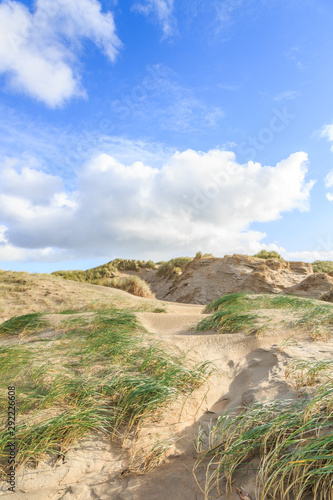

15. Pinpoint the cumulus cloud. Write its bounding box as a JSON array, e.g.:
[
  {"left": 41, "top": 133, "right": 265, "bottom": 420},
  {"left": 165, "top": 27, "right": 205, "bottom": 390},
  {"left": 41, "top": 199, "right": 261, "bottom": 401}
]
[
  {"left": 0, "top": 0, "right": 121, "bottom": 107},
  {"left": 321, "top": 124, "right": 333, "bottom": 144},
  {"left": 0, "top": 149, "right": 314, "bottom": 262},
  {"left": 133, "top": 0, "right": 175, "bottom": 36}
]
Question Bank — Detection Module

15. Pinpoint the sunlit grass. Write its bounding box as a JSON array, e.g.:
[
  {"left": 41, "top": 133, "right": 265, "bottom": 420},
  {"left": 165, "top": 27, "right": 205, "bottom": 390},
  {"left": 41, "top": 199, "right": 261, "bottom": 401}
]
[
  {"left": 194, "top": 380, "right": 333, "bottom": 499},
  {"left": 0, "top": 313, "right": 49, "bottom": 336},
  {"left": 198, "top": 293, "right": 333, "bottom": 337},
  {"left": 0, "top": 308, "right": 212, "bottom": 474}
]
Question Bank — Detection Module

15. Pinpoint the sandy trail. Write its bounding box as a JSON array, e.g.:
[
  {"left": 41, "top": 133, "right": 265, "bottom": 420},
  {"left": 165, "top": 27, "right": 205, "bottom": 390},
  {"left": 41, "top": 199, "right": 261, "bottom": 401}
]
[{"left": 2, "top": 298, "right": 333, "bottom": 500}]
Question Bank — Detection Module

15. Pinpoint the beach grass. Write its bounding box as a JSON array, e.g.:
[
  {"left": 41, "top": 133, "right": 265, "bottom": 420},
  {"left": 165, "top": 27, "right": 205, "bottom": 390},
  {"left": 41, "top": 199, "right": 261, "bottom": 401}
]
[
  {"left": 198, "top": 293, "right": 333, "bottom": 337},
  {"left": 0, "top": 308, "right": 212, "bottom": 473},
  {"left": 194, "top": 379, "right": 333, "bottom": 499},
  {"left": 0, "top": 313, "right": 49, "bottom": 336}
]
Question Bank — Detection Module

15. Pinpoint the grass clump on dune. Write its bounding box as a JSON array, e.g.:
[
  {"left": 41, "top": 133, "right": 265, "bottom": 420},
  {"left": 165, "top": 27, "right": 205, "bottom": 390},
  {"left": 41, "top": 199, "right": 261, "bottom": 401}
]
[
  {"left": 312, "top": 260, "right": 333, "bottom": 273},
  {"left": 0, "top": 313, "right": 49, "bottom": 336},
  {"left": 198, "top": 293, "right": 333, "bottom": 336},
  {"left": 195, "top": 379, "right": 333, "bottom": 499},
  {"left": 285, "top": 359, "right": 333, "bottom": 391},
  {"left": 156, "top": 257, "right": 193, "bottom": 279},
  {"left": 0, "top": 309, "right": 212, "bottom": 473},
  {"left": 196, "top": 309, "right": 260, "bottom": 335},
  {"left": 253, "top": 250, "right": 283, "bottom": 260},
  {"left": 203, "top": 293, "right": 314, "bottom": 315},
  {"left": 194, "top": 252, "right": 214, "bottom": 259},
  {"left": 107, "top": 276, "right": 155, "bottom": 298}
]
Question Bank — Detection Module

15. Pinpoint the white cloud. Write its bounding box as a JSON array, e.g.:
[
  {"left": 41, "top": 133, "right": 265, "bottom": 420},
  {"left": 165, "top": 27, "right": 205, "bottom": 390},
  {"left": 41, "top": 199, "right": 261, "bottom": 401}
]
[
  {"left": 281, "top": 250, "right": 333, "bottom": 263},
  {"left": 133, "top": 0, "right": 175, "bottom": 36},
  {"left": 321, "top": 124, "right": 333, "bottom": 145},
  {"left": 0, "top": 0, "right": 121, "bottom": 107},
  {"left": 325, "top": 171, "right": 333, "bottom": 189},
  {"left": 0, "top": 149, "right": 314, "bottom": 262},
  {"left": 0, "top": 157, "right": 64, "bottom": 205}
]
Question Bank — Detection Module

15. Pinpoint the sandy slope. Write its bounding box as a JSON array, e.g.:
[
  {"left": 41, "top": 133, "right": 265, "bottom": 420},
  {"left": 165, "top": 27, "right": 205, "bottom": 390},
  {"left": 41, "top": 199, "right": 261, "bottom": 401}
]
[
  {"left": 1, "top": 275, "right": 333, "bottom": 499},
  {"left": 0, "top": 271, "right": 167, "bottom": 325}
]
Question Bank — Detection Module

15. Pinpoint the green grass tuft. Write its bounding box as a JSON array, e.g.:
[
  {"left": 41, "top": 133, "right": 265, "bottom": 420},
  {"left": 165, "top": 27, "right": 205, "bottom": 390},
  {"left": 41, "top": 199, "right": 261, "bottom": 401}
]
[
  {"left": 203, "top": 293, "right": 248, "bottom": 313},
  {"left": 196, "top": 309, "right": 260, "bottom": 335},
  {"left": 199, "top": 293, "right": 333, "bottom": 336},
  {"left": 0, "top": 313, "right": 49, "bottom": 336}
]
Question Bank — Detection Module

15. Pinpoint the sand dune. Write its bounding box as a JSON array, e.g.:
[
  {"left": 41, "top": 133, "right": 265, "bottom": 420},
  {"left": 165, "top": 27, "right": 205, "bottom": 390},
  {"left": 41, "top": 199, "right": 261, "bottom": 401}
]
[{"left": 1, "top": 271, "right": 333, "bottom": 499}]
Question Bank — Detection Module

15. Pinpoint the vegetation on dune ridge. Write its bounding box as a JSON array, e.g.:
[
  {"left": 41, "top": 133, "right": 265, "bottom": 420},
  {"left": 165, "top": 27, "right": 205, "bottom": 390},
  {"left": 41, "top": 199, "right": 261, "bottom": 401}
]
[
  {"left": 195, "top": 358, "right": 333, "bottom": 500},
  {"left": 156, "top": 257, "right": 193, "bottom": 279},
  {"left": 194, "top": 252, "right": 214, "bottom": 259},
  {"left": 52, "top": 258, "right": 157, "bottom": 283},
  {"left": 51, "top": 258, "right": 157, "bottom": 298},
  {"left": 197, "top": 293, "right": 333, "bottom": 337},
  {"left": 0, "top": 308, "right": 212, "bottom": 473},
  {"left": 312, "top": 260, "right": 333, "bottom": 274},
  {"left": 252, "top": 250, "right": 283, "bottom": 260}
]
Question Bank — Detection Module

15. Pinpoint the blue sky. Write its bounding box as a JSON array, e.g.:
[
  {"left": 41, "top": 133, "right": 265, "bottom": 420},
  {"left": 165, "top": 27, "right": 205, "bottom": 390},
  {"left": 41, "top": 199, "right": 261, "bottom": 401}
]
[{"left": 0, "top": 0, "right": 333, "bottom": 272}]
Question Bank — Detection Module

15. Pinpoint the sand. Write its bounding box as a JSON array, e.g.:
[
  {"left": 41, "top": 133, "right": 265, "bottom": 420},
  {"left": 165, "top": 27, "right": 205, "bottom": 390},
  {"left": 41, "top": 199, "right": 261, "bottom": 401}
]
[{"left": 1, "top": 272, "right": 333, "bottom": 499}]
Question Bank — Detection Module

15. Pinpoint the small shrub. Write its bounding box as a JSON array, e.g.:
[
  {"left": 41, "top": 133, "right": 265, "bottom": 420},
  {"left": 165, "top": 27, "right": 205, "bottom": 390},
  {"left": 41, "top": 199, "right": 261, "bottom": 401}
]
[
  {"left": 145, "top": 260, "right": 156, "bottom": 269},
  {"left": 108, "top": 276, "right": 155, "bottom": 298},
  {"left": 313, "top": 261, "right": 333, "bottom": 273},
  {"left": 156, "top": 258, "right": 193, "bottom": 278},
  {"left": 195, "top": 252, "right": 214, "bottom": 260},
  {"left": 253, "top": 250, "right": 283, "bottom": 260}
]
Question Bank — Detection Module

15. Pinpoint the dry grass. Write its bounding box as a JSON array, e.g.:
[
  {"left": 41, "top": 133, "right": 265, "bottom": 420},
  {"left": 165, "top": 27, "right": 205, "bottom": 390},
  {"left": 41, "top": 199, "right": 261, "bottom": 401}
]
[{"left": 107, "top": 276, "right": 155, "bottom": 298}]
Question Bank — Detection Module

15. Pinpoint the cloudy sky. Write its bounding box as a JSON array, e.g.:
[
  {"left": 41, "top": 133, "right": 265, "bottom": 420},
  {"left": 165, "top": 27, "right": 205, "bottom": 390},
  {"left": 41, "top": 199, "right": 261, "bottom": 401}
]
[{"left": 0, "top": 0, "right": 333, "bottom": 272}]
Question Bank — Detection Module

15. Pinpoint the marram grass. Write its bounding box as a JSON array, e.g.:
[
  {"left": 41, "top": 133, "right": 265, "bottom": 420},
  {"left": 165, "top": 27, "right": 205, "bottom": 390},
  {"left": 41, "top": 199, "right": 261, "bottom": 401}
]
[
  {"left": 194, "top": 379, "right": 333, "bottom": 500},
  {"left": 198, "top": 292, "right": 333, "bottom": 337},
  {"left": 0, "top": 313, "right": 49, "bottom": 336},
  {"left": 0, "top": 308, "right": 212, "bottom": 474}
]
